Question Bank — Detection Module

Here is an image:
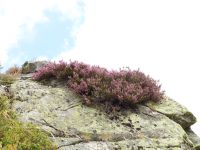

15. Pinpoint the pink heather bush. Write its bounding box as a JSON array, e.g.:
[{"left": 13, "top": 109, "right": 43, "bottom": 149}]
[{"left": 33, "top": 61, "right": 164, "bottom": 106}]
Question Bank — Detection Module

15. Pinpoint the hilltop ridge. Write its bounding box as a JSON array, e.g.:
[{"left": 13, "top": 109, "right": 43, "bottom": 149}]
[{"left": 0, "top": 61, "right": 200, "bottom": 150}]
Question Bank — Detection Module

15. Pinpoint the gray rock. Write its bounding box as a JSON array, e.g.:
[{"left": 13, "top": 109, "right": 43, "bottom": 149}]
[
  {"left": 20, "top": 73, "right": 34, "bottom": 80},
  {"left": 186, "top": 128, "right": 200, "bottom": 150},
  {"left": 21, "top": 61, "right": 48, "bottom": 74},
  {"left": 0, "top": 85, "right": 7, "bottom": 95},
  {"left": 10, "top": 80, "right": 197, "bottom": 150},
  {"left": 144, "top": 96, "right": 197, "bottom": 129}
]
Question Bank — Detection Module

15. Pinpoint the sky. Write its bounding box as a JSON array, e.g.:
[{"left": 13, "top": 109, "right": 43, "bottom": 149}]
[{"left": 0, "top": 0, "right": 200, "bottom": 136}]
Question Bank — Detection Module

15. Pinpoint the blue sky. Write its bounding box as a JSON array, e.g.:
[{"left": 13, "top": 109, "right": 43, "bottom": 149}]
[
  {"left": 0, "top": 0, "right": 200, "bottom": 136},
  {"left": 7, "top": 11, "right": 75, "bottom": 66},
  {"left": 0, "top": 0, "right": 84, "bottom": 70}
]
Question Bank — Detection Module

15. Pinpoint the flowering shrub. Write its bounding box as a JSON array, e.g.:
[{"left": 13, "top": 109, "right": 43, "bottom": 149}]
[{"left": 33, "top": 61, "right": 164, "bottom": 106}]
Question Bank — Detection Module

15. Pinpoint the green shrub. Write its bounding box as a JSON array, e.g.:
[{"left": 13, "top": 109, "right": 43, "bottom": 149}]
[{"left": 0, "top": 95, "right": 56, "bottom": 150}]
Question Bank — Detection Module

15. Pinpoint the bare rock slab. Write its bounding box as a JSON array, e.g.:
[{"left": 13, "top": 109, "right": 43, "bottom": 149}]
[
  {"left": 144, "top": 96, "right": 196, "bottom": 129},
  {"left": 10, "top": 80, "right": 197, "bottom": 150}
]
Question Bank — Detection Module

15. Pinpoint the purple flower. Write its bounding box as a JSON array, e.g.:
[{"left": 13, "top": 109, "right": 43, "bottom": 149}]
[{"left": 33, "top": 61, "right": 164, "bottom": 106}]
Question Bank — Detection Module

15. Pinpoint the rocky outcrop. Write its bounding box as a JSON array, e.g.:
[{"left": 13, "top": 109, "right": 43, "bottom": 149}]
[
  {"left": 21, "top": 61, "right": 48, "bottom": 74},
  {"left": 7, "top": 78, "right": 199, "bottom": 150},
  {"left": 144, "top": 96, "right": 197, "bottom": 129},
  {"left": 1, "top": 61, "right": 198, "bottom": 149}
]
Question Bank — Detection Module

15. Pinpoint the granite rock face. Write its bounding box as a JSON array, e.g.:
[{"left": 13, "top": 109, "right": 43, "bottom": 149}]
[
  {"left": 145, "top": 96, "right": 197, "bottom": 129},
  {"left": 186, "top": 129, "right": 200, "bottom": 150},
  {"left": 7, "top": 78, "right": 199, "bottom": 150}
]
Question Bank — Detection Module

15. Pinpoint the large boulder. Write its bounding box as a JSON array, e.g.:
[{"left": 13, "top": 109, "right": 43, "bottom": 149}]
[
  {"left": 21, "top": 61, "right": 48, "bottom": 74},
  {"left": 9, "top": 79, "right": 199, "bottom": 150}
]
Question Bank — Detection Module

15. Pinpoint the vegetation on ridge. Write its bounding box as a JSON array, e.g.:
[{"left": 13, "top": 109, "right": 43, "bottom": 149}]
[
  {"left": 0, "top": 63, "right": 21, "bottom": 85},
  {"left": 33, "top": 61, "right": 164, "bottom": 107},
  {"left": 0, "top": 74, "right": 17, "bottom": 85}
]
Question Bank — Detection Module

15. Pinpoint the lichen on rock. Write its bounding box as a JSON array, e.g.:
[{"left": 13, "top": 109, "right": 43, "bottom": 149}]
[
  {"left": 1, "top": 60, "right": 199, "bottom": 149},
  {"left": 144, "top": 96, "right": 197, "bottom": 129},
  {"left": 186, "top": 128, "right": 200, "bottom": 150},
  {"left": 0, "top": 95, "right": 56, "bottom": 149},
  {"left": 9, "top": 79, "right": 198, "bottom": 149}
]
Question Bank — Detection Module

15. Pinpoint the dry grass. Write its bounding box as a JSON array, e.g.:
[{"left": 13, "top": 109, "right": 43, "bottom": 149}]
[
  {"left": 0, "top": 74, "right": 17, "bottom": 85},
  {"left": 6, "top": 65, "right": 22, "bottom": 76}
]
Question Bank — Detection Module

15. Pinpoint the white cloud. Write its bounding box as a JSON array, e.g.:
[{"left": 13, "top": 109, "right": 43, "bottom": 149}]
[
  {"left": 0, "top": 0, "right": 83, "bottom": 66},
  {"left": 56, "top": 0, "right": 200, "bottom": 136},
  {"left": 35, "top": 56, "right": 49, "bottom": 61}
]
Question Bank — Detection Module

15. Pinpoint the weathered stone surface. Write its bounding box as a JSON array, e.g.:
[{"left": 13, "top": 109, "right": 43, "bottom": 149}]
[
  {"left": 20, "top": 73, "right": 34, "bottom": 80},
  {"left": 0, "top": 85, "right": 7, "bottom": 95},
  {"left": 10, "top": 79, "right": 196, "bottom": 149},
  {"left": 21, "top": 61, "right": 48, "bottom": 74},
  {"left": 144, "top": 96, "right": 196, "bottom": 129},
  {"left": 186, "top": 129, "right": 200, "bottom": 150}
]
